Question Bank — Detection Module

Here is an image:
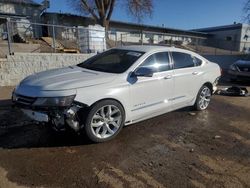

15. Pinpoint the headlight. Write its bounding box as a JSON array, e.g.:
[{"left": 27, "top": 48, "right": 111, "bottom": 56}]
[
  {"left": 33, "top": 95, "right": 75, "bottom": 107},
  {"left": 230, "top": 64, "right": 238, "bottom": 71}
]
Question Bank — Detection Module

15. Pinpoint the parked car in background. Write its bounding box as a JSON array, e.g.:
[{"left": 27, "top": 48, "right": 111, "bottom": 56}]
[
  {"left": 12, "top": 46, "right": 221, "bottom": 142},
  {"left": 228, "top": 60, "right": 250, "bottom": 81}
]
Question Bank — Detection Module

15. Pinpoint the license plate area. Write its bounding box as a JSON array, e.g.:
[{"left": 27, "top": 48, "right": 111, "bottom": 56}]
[{"left": 21, "top": 109, "right": 49, "bottom": 122}]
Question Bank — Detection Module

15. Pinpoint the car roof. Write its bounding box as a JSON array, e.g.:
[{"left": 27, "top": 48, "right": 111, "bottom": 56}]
[
  {"left": 235, "top": 60, "right": 250, "bottom": 64},
  {"left": 115, "top": 45, "right": 197, "bottom": 54},
  {"left": 115, "top": 45, "right": 207, "bottom": 61},
  {"left": 115, "top": 45, "right": 176, "bottom": 53}
]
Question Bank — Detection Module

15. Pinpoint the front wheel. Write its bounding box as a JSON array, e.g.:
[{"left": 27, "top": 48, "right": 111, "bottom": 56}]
[
  {"left": 194, "top": 85, "right": 212, "bottom": 111},
  {"left": 84, "top": 100, "right": 125, "bottom": 142}
]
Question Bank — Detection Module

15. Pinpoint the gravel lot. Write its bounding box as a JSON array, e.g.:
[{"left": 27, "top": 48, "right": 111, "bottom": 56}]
[{"left": 0, "top": 82, "right": 249, "bottom": 188}]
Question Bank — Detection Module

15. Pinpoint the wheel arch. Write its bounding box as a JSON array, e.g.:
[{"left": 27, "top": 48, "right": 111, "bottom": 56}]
[
  {"left": 203, "top": 82, "right": 213, "bottom": 93},
  {"left": 89, "top": 98, "right": 127, "bottom": 119},
  {"left": 193, "top": 82, "right": 213, "bottom": 111}
]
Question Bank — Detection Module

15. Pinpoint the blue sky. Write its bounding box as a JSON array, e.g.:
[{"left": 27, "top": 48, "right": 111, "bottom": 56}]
[{"left": 37, "top": 0, "right": 247, "bottom": 29}]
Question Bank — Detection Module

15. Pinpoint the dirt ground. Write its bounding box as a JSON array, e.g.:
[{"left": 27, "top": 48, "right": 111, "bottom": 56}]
[{"left": 0, "top": 83, "right": 249, "bottom": 188}]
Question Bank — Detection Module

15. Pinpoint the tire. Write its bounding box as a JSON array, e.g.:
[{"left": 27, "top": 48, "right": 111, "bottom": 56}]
[
  {"left": 84, "top": 100, "right": 125, "bottom": 142},
  {"left": 194, "top": 85, "right": 212, "bottom": 111}
]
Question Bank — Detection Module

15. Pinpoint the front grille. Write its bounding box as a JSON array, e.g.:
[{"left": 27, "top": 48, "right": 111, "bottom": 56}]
[{"left": 14, "top": 94, "right": 36, "bottom": 106}]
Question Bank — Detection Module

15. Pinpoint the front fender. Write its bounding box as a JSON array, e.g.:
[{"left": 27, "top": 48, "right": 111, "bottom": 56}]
[{"left": 75, "top": 85, "right": 131, "bottom": 121}]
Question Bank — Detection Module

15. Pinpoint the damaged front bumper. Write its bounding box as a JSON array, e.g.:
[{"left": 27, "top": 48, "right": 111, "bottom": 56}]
[
  {"left": 12, "top": 93, "right": 87, "bottom": 132},
  {"left": 21, "top": 109, "right": 49, "bottom": 122}
]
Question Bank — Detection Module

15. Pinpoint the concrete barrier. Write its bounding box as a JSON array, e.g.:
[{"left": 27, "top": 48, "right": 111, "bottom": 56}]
[{"left": 0, "top": 53, "right": 95, "bottom": 86}]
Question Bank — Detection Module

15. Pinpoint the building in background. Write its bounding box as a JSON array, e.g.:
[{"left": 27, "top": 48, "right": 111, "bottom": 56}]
[
  {"left": 0, "top": 0, "right": 49, "bottom": 39},
  {"left": 193, "top": 23, "right": 250, "bottom": 53},
  {"left": 0, "top": 1, "right": 248, "bottom": 55},
  {"left": 0, "top": 0, "right": 49, "bottom": 22},
  {"left": 42, "top": 12, "right": 207, "bottom": 47}
]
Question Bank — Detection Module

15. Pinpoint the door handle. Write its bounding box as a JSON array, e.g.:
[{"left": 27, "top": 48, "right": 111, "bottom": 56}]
[
  {"left": 164, "top": 75, "right": 172, "bottom": 79},
  {"left": 192, "top": 71, "right": 199, "bottom": 75}
]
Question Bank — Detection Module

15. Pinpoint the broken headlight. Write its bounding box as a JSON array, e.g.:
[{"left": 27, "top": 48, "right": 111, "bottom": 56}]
[{"left": 33, "top": 95, "right": 75, "bottom": 107}]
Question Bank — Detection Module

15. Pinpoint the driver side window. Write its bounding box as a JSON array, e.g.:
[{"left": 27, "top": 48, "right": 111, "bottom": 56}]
[{"left": 139, "top": 52, "right": 171, "bottom": 73}]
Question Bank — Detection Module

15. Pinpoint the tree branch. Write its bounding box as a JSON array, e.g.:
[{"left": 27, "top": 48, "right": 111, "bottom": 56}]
[
  {"left": 80, "top": 0, "right": 99, "bottom": 20},
  {"left": 100, "top": 0, "right": 106, "bottom": 18},
  {"left": 107, "top": 0, "right": 115, "bottom": 21}
]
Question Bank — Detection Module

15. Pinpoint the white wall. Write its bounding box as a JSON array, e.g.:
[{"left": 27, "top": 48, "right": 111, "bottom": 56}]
[
  {"left": 0, "top": 3, "right": 41, "bottom": 21},
  {"left": 206, "top": 28, "right": 241, "bottom": 51},
  {"left": 240, "top": 24, "right": 250, "bottom": 52},
  {"left": 0, "top": 53, "right": 95, "bottom": 86}
]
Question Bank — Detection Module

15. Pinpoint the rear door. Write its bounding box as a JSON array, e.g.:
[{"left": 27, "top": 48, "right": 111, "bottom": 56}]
[{"left": 171, "top": 51, "right": 203, "bottom": 108}]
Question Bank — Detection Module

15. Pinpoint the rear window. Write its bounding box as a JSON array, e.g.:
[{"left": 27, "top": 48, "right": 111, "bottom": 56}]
[
  {"left": 192, "top": 56, "right": 203, "bottom": 66},
  {"left": 172, "top": 52, "right": 195, "bottom": 69}
]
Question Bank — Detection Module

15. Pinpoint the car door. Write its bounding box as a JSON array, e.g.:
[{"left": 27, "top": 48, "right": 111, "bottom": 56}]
[
  {"left": 129, "top": 51, "right": 174, "bottom": 120},
  {"left": 171, "top": 51, "right": 203, "bottom": 109}
]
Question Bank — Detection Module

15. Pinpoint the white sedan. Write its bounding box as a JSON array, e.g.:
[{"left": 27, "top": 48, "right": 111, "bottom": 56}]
[{"left": 12, "top": 46, "right": 221, "bottom": 142}]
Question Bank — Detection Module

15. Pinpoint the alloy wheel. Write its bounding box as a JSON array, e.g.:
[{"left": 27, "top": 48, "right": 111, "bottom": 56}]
[
  {"left": 198, "top": 87, "right": 211, "bottom": 110},
  {"left": 90, "top": 105, "right": 122, "bottom": 139}
]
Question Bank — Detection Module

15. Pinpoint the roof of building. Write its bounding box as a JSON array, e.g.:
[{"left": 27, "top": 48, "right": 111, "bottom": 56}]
[
  {"left": 0, "top": 0, "right": 41, "bottom": 6},
  {"left": 192, "top": 23, "right": 243, "bottom": 32},
  {"left": 0, "top": 12, "right": 29, "bottom": 19},
  {"left": 42, "top": 12, "right": 208, "bottom": 38},
  {"left": 110, "top": 19, "right": 207, "bottom": 38}
]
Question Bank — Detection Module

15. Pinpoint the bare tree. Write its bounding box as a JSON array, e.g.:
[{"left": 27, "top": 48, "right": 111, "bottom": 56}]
[
  {"left": 244, "top": 0, "right": 250, "bottom": 23},
  {"left": 125, "top": 0, "right": 153, "bottom": 23},
  {"left": 68, "top": 0, "right": 153, "bottom": 30}
]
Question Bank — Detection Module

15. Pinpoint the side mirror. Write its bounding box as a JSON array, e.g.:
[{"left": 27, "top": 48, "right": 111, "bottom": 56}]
[{"left": 132, "top": 67, "right": 154, "bottom": 77}]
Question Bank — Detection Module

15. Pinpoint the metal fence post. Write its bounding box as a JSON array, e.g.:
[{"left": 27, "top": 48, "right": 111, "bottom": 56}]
[
  {"left": 6, "top": 18, "right": 12, "bottom": 55},
  {"left": 103, "top": 37, "right": 105, "bottom": 52},
  {"left": 76, "top": 27, "right": 80, "bottom": 52},
  {"left": 115, "top": 32, "right": 117, "bottom": 46},
  {"left": 120, "top": 33, "right": 123, "bottom": 46},
  {"left": 141, "top": 30, "right": 143, "bottom": 45},
  {"left": 87, "top": 28, "right": 90, "bottom": 53},
  {"left": 196, "top": 38, "right": 198, "bottom": 52},
  {"left": 52, "top": 25, "right": 56, "bottom": 52}
]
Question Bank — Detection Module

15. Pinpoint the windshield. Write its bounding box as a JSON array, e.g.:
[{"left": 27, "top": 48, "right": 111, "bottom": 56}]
[{"left": 77, "top": 49, "right": 144, "bottom": 73}]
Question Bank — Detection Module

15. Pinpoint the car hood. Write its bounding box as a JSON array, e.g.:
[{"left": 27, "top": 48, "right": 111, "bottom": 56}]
[
  {"left": 19, "top": 66, "right": 117, "bottom": 91},
  {"left": 235, "top": 60, "right": 250, "bottom": 68}
]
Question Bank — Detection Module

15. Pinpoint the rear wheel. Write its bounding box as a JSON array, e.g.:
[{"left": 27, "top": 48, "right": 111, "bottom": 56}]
[
  {"left": 194, "top": 85, "right": 212, "bottom": 111},
  {"left": 84, "top": 100, "right": 125, "bottom": 142}
]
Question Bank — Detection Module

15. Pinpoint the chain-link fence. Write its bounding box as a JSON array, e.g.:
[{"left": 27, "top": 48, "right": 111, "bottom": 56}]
[
  {"left": 0, "top": 18, "right": 106, "bottom": 57},
  {"left": 0, "top": 18, "right": 248, "bottom": 58},
  {"left": 108, "top": 30, "right": 247, "bottom": 56}
]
